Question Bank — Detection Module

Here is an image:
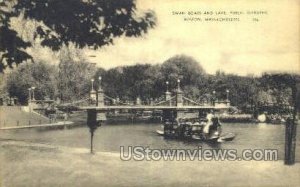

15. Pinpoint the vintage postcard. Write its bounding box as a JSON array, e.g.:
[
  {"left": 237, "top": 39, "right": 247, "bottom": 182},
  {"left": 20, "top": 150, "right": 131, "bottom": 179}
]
[{"left": 0, "top": 0, "right": 299, "bottom": 186}]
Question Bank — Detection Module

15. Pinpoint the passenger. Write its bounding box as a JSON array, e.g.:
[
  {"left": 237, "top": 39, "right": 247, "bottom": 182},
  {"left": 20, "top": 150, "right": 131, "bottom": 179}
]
[
  {"left": 206, "top": 110, "right": 214, "bottom": 122},
  {"left": 175, "top": 118, "right": 183, "bottom": 136},
  {"left": 186, "top": 120, "right": 192, "bottom": 126},
  {"left": 181, "top": 117, "right": 187, "bottom": 133},
  {"left": 210, "top": 117, "right": 222, "bottom": 136},
  {"left": 192, "top": 120, "right": 201, "bottom": 132},
  {"left": 203, "top": 110, "right": 214, "bottom": 135}
]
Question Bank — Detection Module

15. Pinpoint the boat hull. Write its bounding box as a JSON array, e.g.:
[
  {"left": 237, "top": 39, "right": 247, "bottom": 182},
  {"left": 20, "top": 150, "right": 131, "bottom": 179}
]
[{"left": 156, "top": 129, "right": 235, "bottom": 142}]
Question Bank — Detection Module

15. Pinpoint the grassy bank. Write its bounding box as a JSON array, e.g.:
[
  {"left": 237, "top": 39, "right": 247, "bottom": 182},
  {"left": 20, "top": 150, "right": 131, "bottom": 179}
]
[
  {"left": 0, "top": 106, "right": 49, "bottom": 128},
  {"left": 1, "top": 140, "right": 299, "bottom": 187}
]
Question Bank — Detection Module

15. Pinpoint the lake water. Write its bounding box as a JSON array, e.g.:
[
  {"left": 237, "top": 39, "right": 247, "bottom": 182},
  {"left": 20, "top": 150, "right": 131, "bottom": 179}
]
[{"left": 0, "top": 121, "right": 299, "bottom": 161}]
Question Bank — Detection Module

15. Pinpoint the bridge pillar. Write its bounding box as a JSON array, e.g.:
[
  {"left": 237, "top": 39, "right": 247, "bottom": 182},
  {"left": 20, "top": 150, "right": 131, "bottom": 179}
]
[{"left": 176, "top": 79, "right": 183, "bottom": 107}]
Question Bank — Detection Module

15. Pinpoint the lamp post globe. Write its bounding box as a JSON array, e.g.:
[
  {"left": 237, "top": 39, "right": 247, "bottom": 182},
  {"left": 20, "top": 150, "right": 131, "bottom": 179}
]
[{"left": 166, "top": 81, "right": 169, "bottom": 92}]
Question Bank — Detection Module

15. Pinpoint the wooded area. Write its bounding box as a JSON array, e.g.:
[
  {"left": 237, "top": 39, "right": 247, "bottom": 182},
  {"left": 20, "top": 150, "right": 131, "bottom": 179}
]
[{"left": 2, "top": 54, "right": 299, "bottom": 116}]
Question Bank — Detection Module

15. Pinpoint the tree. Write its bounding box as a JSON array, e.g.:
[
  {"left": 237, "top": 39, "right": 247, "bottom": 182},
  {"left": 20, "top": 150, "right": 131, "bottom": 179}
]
[
  {"left": 160, "top": 55, "right": 206, "bottom": 94},
  {"left": 100, "top": 64, "right": 162, "bottom": 102},
  {"left": 57, "top": 46, "right": 96, "bottom": 102},
  {"left": 0, "top": 0, "right": 156, "bottom": 72},
  {"left": 6, "top": 61, "right": 58, "bottom": 104},
  {"left": 259, "top": 73, "right": 299, "bottom": 112}
]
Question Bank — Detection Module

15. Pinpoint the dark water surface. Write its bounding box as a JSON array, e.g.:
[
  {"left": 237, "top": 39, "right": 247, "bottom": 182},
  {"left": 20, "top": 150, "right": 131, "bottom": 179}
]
[{"left": 1, "top": 122, "right": 299, "bottom": 161}]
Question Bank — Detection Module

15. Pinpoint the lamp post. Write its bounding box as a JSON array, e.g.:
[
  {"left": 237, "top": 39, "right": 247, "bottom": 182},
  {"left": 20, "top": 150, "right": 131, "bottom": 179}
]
[
  {"left": 28, "top": 88, "right": 32, "bottom": 110},
  {"left": 212, "top": 90, "right": 216, "bottom": 105},
  {"left": 90, "top": 79, "right": 97, "bottom": 103},
  {"left": 98, "top": 76, "right": 102, "bottom": 91},
  {"left": 31, "top": 87, "right": 36, "bottom": 100},
  {"left": 226, "top": 89, "right": 229, "bottom": 101},
  {"left": 91, "top": 79, "right": 95, "bottom": 91},
  {"left": 226, "top": 89, "right": 230, "bottom": 106},
  {"left": 28, "top": 88, "right": 32, "bottom": 102},
  {"left": 165, "top": 81, "right": 171, "bottom": 105},
  {"left": 177, "top": 79, "right": 181, "bottom": 91},
  {"left": 97, "top": 76, "right": 104, "bottom": 107},
  {"left": 176, "top": 79, "right": 183, "bottom": 107}
]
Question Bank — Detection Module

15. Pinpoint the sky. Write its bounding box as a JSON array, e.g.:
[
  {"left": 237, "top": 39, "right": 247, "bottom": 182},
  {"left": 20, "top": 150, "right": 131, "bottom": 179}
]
[{"left": 84, "top": 0, "right": 299, "bottom": 76}]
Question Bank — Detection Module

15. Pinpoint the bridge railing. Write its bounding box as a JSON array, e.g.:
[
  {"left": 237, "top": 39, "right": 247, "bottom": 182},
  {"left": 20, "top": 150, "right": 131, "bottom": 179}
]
[
  {"left": 182, "top": 96, "right": 202, "bottom": 106},
  {"left": 154, "top": 96, "right": 176, "bottom": 106}
]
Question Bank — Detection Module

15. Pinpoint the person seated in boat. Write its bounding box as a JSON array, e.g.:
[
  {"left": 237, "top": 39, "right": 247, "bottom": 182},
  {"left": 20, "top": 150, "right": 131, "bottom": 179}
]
[
  {"left": 180, "top": 117, "right": 188, "bottom": 130},
  {"left": 210, "top": 117, "right": 222, "bottom": 136},
  {"left": 206, "top": 110, "right": 214, "bottom": 122},
  {"left": 193, "top": 121, "right": 200, "bottom": 126},
  {"left": 191, "top": 120, "right": 202, "bottom": 133},
  {"left": 203, "top": 110, "right": 215, "bottom": 135},
  {"left": 186, "top": 119, "right": 193, "bottom": 126},
  {"left": 175, "top": 118, "right": 183, "bottom": 136}
]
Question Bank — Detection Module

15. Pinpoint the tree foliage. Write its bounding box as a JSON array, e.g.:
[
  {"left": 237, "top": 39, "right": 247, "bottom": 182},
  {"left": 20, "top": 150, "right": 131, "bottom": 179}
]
[
  {"left": 6, "top": 61, "right": 57, "bottom": 104},
  {"left": 58, "top": 48, "right": 96, "bottom": 102},
  {"left": 91, "top": 55, "right": 299, "bottom": 114},
  {"left": 4, "top": 53, "right": 299, "bottom": 113},
  {"left": 160, "top": 55, "right": 205, "bottom": 88},
  {"left": 0, "top": 0, "right": 156, "bottom": 72},
  {"left": 0, "top": 1, "right": 32, "bottom": 72},
  {"left": 97, "top": 64, "right": 162, "bottom": 102}
]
